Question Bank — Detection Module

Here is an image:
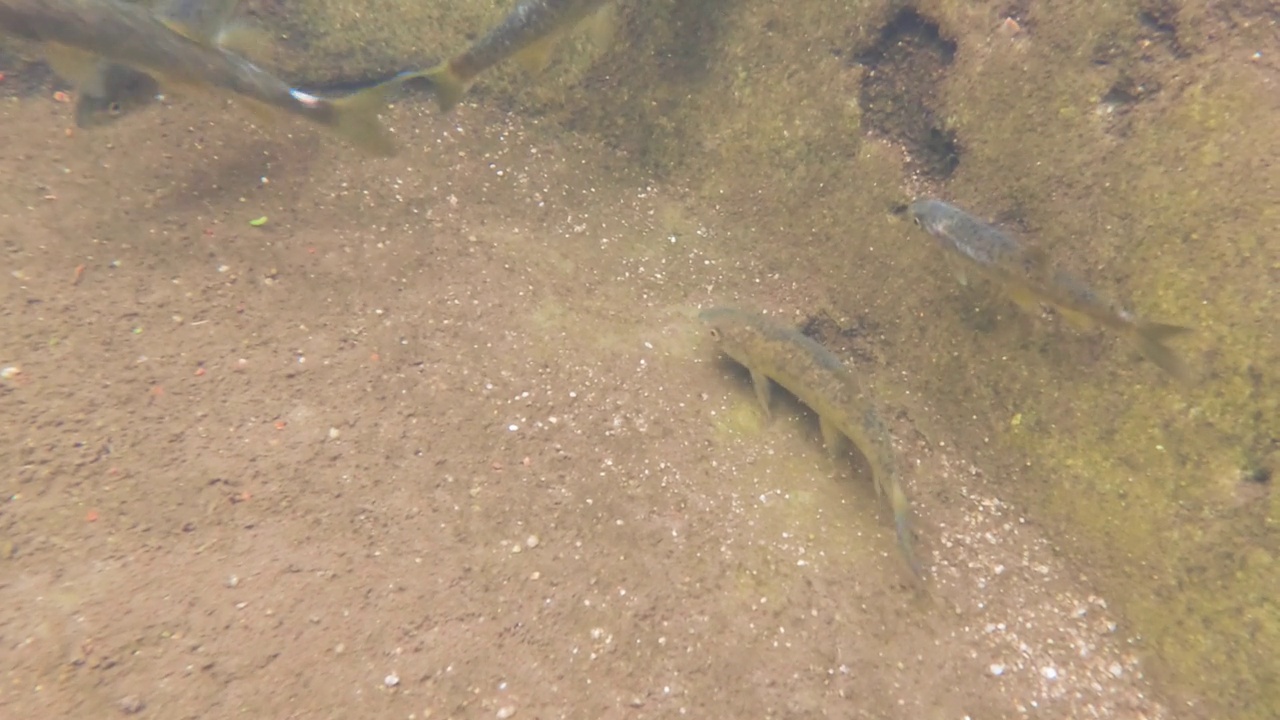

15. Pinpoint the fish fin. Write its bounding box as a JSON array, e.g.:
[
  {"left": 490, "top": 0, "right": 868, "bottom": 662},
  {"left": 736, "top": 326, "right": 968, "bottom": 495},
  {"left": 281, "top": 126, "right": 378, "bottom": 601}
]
[
  {"left": 1022, "top": 246, "right": 1051, "bottom": 278},
  {"left": 819, "top": 416, "right": 844, "bottom": 459},
  {"left": 404, "top": 65, "right": 468, "bottom": 113},
  {"left": 1133, "top": 320, "right": 1193, "bottom": 381},
  {"left": 748, "top": 368, "right": 773, "bottom": 423},
  {"left": 239, "top": 96, "right": 280, "bottom": 126},
  {"left": 891, "top": 486, "right": 925, "bottom": 582},
  {"left": 44, "top": 44, "right": 105, "bottom": 95},
  {"left": 158, "top": 18, "right": 209, "bottom": 43},
  {"left": 215, "top": 22, "right": 274, "bottom": 59},
  {"left": 1057, "top": 306, "right": 1096, "bottom": 331},
  {"left": 1006, "top": 284, "right": 1043, "bottom": 316},
  {"left": 943, "top": 253, "right": 969, "bottom": 286},
  {"left": 514, "top": 35, "right": 559, "bottom": 75},
  {"left": 583, "top": 2, "right": 620, "bottom": 48},
  {"left": 325, "top": 83, "right": 397, "bottom": 157}
]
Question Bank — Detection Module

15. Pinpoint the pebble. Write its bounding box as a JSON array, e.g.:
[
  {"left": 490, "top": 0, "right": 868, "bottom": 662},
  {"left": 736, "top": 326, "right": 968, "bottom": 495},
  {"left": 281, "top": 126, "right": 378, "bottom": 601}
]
[
  {"left": 989, "top": 663, "right": 1005, "bottom": 676},
  {"left": 1040, "top": 666, "right": 1058, "bottom": 680},
  {"left": 525, "top": 535, "right": 539, "bottom": 549},
  {"left": 119, "top": 696, "right": 145, "bottom": 714},
  {"left": 1109, "top": 662, "right": 1124, "bottom": 678},
  {"left": 496, "top": 707, "right": 516, "bottom": 719},
  {"left": 385, "top": 673, "right": 400, "bottom": 687}
]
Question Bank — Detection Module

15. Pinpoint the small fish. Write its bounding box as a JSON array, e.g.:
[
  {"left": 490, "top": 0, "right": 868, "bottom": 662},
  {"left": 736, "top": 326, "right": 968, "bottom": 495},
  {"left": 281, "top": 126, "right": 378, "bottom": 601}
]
[
  {"left": 907, "top": 199, "right": 1192, "bottom": 380},
  {"left": 0, "top": 0, "right": 397, "bottom": 155},
  {"left": 700, "top": 307, "right": 923, "bottom": 581},
  {"left": 407, "top": 0, "right": 617, "bottom": 112}
]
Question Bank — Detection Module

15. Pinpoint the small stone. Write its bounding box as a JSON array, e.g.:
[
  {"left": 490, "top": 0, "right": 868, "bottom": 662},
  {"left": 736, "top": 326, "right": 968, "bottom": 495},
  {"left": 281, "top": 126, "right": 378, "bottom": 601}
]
[
  {"left": 529, "top": 571, "right": 541, "bottom": 581},
  {"left": 1040, "top": 666, "right": 1058, "bottom": 680},
  {"left": 989, "top": 663, "right": 1005, "bottom": 676},
  {"left": 1108, "top": 662, "right": 1124, "bottom": 678},
  {"left": 496, "top": 707, "right": 516, "bottom": 719},
  {"left": 525, "top": 535, "right": 539, "bottom": 549},
  {"left": 119, "top": 696, "right": 145, "bottom": 714},
  {"left": 384, "top": 673, "right": 400, "bottom": 687},
  {"left": 328, "top": 427, "right": 341, "bottom": 440},
  {"left": 225, "top": 574, "right": 239, "bottom": 588}
]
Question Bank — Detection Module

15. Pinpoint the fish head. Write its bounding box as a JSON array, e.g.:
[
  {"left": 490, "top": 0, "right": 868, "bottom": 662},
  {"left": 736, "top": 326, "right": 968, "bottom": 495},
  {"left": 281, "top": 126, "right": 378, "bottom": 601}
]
[
  {"left": 697, "top": 307, "right": 740, "bottom": 343},
  {"left": 906, "top": 199, "right": 951, "bottom": 235},
  {"left": 74, "top": 65, "right": 163, "bottom": 129}
]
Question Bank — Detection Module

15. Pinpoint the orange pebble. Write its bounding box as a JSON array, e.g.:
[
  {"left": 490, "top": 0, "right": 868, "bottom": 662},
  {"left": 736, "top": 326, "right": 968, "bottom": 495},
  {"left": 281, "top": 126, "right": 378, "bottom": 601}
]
[
  {"left": 53, "top": 91, "right": 70, "bottom": 103},
  {"left": 85, "top": 509, "right": 99, "bottom": 522},
  {"left": 194, "top": 367, "right": 206, "bottom": 376}
]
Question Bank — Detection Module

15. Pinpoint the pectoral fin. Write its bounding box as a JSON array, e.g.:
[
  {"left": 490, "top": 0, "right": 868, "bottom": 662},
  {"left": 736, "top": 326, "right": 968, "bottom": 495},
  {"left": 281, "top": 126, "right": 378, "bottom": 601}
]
[
  {"left": 819, "top": 416, "right": 844, "bottom": 459},
  {"left": 215, "top": 22, "right": 275, "bottom": 59},
  {"left": 1006, "top": 284, "right": 1043, "bottom": 317},
  {"left": 748, "top": 368, "right": 772, "bottom": 423},
  {"left": 1057, "top": 306, "right": 1096, "bottom": 331},
  {"left": 943, "top": 253, "right": 969, "bottom": 286},
  {"left": 514, "top": 36, "right": 559, "bottom": 75},
  {"left": 583, "top": 3, "right": 619, "bottom": 48}
]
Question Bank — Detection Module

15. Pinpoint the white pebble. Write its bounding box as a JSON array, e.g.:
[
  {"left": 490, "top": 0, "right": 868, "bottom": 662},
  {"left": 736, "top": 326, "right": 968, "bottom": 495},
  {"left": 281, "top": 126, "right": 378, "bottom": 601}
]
[
  {"left": 384, "top": 673, "right": 400, "bottom": 687},
  {"left": 1040, "top": 666, "right": 1058, "bottom": 680},
  {"left": 1108, "top": 662, "right": 1124, "bottom": 678},
  {"left": 525, "top": 535, "right": 539, "bottom": 549},
  {"left": 989, "top": 663, "right": 1005, "bottom": 676},
  {"left": 496, "top": 707, "right": 516, "bottom": 719},
  {"left": 328, "top": 427, "right": 341, "bottom": 439}
]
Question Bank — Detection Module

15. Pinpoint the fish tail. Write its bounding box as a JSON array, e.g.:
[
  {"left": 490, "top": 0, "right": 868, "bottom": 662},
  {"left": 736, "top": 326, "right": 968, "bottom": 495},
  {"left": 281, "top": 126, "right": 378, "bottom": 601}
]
[
  {"left": 327, "top": 83, "right": 397, "bottom": 157},
  {"left": 1132, "top": 320, "right": 1193, "bottom": 381}
]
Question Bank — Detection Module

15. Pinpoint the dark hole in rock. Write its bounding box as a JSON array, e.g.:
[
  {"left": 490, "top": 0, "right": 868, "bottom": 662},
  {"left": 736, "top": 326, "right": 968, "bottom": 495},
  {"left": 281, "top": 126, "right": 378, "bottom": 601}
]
[{"left": 854, "top": 8, "right": 961, "bottom": 181}]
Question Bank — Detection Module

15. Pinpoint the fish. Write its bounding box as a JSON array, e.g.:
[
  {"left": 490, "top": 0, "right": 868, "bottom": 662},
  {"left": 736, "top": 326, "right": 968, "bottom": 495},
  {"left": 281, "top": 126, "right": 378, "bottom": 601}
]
[
  {"left": 907, "top": 199, "right": 1193, "bottom": 381},
  {"left": 0, "top": 0, "right": 398, "bottom": 155},
  {"left": 73, "top": 0, "right": 257, "bottom": 128},
  {"left": 699, "top": 306, "right": 924, "bottom": 581},
  {"left": 407, "top": 0, "right": 617, "bottom": 113}
]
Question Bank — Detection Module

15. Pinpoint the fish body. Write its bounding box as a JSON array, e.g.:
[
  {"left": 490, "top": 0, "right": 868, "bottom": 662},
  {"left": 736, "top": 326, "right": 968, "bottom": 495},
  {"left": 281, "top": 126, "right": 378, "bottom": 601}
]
[
  {"left": 699, "top": 307, "right": 922, "bottom": 580},
  {"left": 907, "top": 199, "right": 1192, "bottom": 380},
  {"left": 74, "top": 0, "right": 241, "bottom": 127},
  {"left": 409, "top": 0, "right": 614, "bottom": 112},
  {"left": 0, "top": 0, "right": 397, "bottom": 155}
]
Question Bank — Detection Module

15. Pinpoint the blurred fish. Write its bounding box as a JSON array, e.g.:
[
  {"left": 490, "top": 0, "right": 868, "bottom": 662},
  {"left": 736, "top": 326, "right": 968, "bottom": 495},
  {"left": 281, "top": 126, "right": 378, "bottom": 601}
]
[
  {"left": 699, "top": 307, "right": 924, "bottom": 582},
  {"left": 907, "top": 199, "right": 1192, "bottom": 380},
  {"left": 74, "top": 0, "right": 257, "bottom": 128},
  {"left": 408, "top": 0, "right": 617, "bottom": 112},
  {"left": 0, "top": 0, "right": 397, "bottom": 155}
]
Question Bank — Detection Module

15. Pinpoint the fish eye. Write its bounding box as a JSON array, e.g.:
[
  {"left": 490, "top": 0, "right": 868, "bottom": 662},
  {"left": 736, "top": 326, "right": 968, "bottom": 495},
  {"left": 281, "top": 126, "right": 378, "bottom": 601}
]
[
  {"left": 108, "top": 102, "right": 122, "bottom": 115},
  {"left": 708, "top": 328, "right": 721, "bottom": 340}
]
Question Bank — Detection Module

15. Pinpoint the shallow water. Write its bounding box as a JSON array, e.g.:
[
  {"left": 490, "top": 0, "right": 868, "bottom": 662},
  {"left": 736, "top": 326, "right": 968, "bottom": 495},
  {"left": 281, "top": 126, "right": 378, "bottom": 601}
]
[{"left": 1, "top": 0, "right": 1277, "bottom": 717}]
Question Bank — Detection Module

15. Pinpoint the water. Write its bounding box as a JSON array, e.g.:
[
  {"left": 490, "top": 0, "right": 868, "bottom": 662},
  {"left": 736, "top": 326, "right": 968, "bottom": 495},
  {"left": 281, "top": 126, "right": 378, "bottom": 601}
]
[{"left": 0, "top": 0, "right": 1276, "bottom": 717}]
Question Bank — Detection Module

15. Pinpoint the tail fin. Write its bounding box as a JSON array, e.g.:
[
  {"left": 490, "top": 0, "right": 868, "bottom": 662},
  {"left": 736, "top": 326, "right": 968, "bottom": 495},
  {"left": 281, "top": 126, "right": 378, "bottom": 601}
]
[
  {"left": 327, "top": 83, "right": 397, "bottom": 157},
  {"left": 1133, "top": 320, "right": 1193, "bottom": 382}
]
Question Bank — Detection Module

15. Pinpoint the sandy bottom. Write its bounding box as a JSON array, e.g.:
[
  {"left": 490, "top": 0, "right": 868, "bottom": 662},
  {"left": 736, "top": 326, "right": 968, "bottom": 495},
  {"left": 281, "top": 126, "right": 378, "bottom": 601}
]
[{"left": 0, "top": 90, "right": 1173, "bottom": 719}]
